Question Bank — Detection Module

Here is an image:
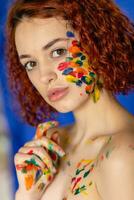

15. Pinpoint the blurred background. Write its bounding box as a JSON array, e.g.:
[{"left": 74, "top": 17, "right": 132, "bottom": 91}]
[{"left": 0, "top": 0, "right": 134, "bottom": 199}]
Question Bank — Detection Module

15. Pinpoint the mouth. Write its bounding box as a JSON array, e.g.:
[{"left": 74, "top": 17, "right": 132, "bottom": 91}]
[{"left": 47, "top": 87, "right": 69, "bottom": 102}]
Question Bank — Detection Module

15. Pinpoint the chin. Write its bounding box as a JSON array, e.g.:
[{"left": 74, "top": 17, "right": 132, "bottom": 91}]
[{"left": 50, "top": 96, "right": 89, "bottom": 113}]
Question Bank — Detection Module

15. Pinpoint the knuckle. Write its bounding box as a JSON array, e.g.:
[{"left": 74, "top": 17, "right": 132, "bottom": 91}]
[
  {"left": 34, "top": 146, "right": 44, "bottom": 156},
  {"left": 18, "top": 147, "right": 24, "bottom": 152}
]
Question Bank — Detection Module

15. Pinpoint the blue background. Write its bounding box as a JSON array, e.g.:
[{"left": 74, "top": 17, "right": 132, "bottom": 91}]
[{"left": 0, "top": 0, "right": 134, "bottom": 197}]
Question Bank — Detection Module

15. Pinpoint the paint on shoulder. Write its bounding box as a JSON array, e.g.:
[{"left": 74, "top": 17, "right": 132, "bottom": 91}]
[{"left": 95, "top": 136, "right": 116, "bottom": 167}]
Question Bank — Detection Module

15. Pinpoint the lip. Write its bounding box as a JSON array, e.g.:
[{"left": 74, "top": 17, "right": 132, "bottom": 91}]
[{"left": 47, "top": 87, "right": 69, "bottom": 102}]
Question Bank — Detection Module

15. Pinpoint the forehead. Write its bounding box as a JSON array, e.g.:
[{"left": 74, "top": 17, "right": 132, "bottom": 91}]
[
  {"left": 15, "top": 17, "right": 73, "bottom": 53},
  {"left": 16, "top": 17, "right": 69, "bottom": 36}
]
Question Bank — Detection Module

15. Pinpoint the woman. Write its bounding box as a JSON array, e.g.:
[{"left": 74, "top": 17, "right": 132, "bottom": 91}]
[{"left": 6, "top": 0, "right": 134, "bottom": 200}]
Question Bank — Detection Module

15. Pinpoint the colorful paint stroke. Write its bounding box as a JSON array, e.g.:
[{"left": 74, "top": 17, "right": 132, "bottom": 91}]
[
  {"left": 71, "top": 159, "right": 95, "bottom": 196},
  {"left": 35, "top": 120, "right": 64, "bottom": 167},
  {"left": 57, "top": 31, "right": 103, "bottom": 103},
  {"left": 16, "top": 156, "right": 53, "bottom": 190},
  {"left": 35, "top": 120, "right": 59, "bottom": 139}
]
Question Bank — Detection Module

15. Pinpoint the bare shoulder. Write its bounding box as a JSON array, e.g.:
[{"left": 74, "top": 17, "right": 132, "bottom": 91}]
[
  {"left": 94, "top": 130, "right": 134, "bottom": 200},
  {"left": 96, "top": 129, "right": 134, "bottom": 169}
]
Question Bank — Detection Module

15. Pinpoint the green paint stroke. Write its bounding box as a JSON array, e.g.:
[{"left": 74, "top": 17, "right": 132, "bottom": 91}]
[
  {"left": 48, "top": 142, "right": 53, "bottom": 151},
  {"left": 76, "top": 168, "right": 84, "bottom": 175},
  {"left": 83, "top": 170, "right": 90, "bottom": 178},
  {"left": 25, "top": 158, "right": 40, "bottom": 167},
  {"left": 74, "top": 185, "right": 86, "bottom": 195},
  {"left": 105, "top": 146, "right": 115, "bottom": 159},
  {"left": 21, "top": 167, "right": 27, "bottom": 174},
  {"left": 43, "top": 168, "right": 51, "bottom": 175}
]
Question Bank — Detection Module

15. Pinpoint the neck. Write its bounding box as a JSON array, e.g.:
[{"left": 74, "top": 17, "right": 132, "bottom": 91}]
[{"left": 64, "top": 89, "right": 133, "bottom": 153}]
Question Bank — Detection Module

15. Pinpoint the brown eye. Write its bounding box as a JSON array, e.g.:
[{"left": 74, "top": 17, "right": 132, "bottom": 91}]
[
  {"left": 51, "top": 48, "right": 67, "bottom": 58},
  {"left": 24, "top": 61, "right": 37, "bottom": 71}
]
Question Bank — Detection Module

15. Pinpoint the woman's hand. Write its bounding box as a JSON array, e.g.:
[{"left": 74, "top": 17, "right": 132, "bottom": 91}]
[{"left": 14, "top": 120, "right": 65, "bottom": 200}]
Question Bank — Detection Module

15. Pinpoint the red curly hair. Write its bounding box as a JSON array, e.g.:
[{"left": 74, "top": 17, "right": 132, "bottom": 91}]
[{"left": 6, "top": 0, "right": 134, "bottom": 126}]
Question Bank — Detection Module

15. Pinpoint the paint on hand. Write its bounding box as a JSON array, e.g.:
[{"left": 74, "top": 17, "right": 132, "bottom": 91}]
[
  {"left": 45, "top": 139, "right": 65, "bottom": 157},
  {"left": 35, "top": 169, "right": 43, "bottom": 182},
  {"left": 38, "top": 182, "right": 46, "bottom": 192},
  {"left": 25, "top": 173, "right": 34, "bottom": 190},
  {"left": 16, "top": 159, "right": 41, "bottom": 174},
  {"left": 35, "top": 120, "right": 59, "bottom": 139},
  {"left": 16, "top": 121, "right": 64, "bottom": 191},
  {"left": 16, "top": 157, "right": 52, "bottom": 190}
]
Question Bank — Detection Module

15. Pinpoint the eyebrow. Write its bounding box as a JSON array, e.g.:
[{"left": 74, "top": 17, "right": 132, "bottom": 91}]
[{"left": 19, "top": 38, "right": 69, "bottom": 59}]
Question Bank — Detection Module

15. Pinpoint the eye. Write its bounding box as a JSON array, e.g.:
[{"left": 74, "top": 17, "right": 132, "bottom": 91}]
[
  {"left": 51, "top": 48, "right": 67, "bottom": 58},
  {"left": 23, "top": 61, "right": 37, "bottom": 71}
]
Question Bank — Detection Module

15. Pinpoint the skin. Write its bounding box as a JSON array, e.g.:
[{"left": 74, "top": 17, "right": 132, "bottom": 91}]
[{"left": 15, "top": 17, "right": 134, "bottom": 200}]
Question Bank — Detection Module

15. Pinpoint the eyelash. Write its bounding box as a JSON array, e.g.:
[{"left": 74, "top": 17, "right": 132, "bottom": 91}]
[
  {"left": 50, "top": 48, "right": 67, "bottom": 59},
  {"left": 23, "top": 61, "right": 36, "bottom": 71},
  {"left": 23, "top": 48, "right": 67, "bottom": 71}
]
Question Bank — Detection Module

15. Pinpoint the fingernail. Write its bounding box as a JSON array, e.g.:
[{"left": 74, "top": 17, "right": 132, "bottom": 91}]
[{"left": 58, "top": 149, "right": 66, "bottom": 157}]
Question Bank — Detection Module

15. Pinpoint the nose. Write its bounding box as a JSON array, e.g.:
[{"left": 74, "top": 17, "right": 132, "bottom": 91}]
[{"left": 40, "top": 71, "right": 58, "bottom": 84}]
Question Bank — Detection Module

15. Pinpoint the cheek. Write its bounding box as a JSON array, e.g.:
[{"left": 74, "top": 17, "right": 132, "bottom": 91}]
[
  {"left": 27, "top": 73, "right": 38, "bottom": 87},
  {"left": 27, "top": 72, "right": 46, "bottom": 95},
  {"left": 57, "top": 40, "right": 97, "bottom": 95}
]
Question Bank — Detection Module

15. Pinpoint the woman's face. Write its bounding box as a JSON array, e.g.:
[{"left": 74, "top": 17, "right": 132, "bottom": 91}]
[{"left": 15, "top": 17, "right": 96, "bottom": 113}]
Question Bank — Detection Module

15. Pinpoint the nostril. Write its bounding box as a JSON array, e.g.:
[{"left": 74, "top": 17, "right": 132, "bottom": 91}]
[{"left": 49, "top": 78, "right": 53, "bottom": 82}]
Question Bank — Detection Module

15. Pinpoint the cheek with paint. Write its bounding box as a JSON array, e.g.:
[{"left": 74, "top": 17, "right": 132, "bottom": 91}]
[{"left": 57, "top": 31, "right": 98, "bottom": 95}]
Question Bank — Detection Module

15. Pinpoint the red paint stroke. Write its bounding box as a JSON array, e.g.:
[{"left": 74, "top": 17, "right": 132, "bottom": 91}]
[
  {"left": 51, "top": 152, "right": 57, "bottom": 161},
  {"left": 28, "top": 150, "right": 33, "bottom": 155},
  {"left": 71, "top": 177, "right": 76, "bottom": 183},
  {"left": 48, "top": 175, "right": 52, "bottom": 182},
  {"left": 57, "top": 62, "right": 70, "bottom": 71},
  {"left": 69, "top": 71, "right": 77, "bottom": 77},
  {"left": 77, "top": 73, "right": 84, "bottom": 78},
  {"left": 100, "top": 155, "right": 104, "bottom": 160},
  {"left": 72, "top": 177, "right": 82, "bottom": 192},
  {"left": 72, "top": 40, "right": 79, "bottom": 46},
  {"left": 16, "top": 164, "right": 25, "bottom": 170}
]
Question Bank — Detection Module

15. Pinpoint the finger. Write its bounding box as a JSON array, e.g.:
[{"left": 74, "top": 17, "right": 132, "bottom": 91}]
[
  {"left": 34, "top": 169, "right": 54, "bottom": 193},
  {"left": 15, "top": 153, "right": 45, "bottom": 171},
  {"left": 18, "top": 147, "right": 56, "bottom": 173},
  {"left": 24, "top": 137, "right": 65, "bottom": 157},
  {"left": 14, "top": 153, "right": 46, "bottom": 191},
  {"left": 35, "top": 121, "right": 59, "bottom": 139},
  {"left": 46, "top": 129, "right": 61, "bottom": 145}
]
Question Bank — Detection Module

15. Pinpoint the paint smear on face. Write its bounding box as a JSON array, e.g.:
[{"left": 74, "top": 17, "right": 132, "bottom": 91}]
[{"left": 57, "top": 31, "right": 99, "bottom": 97}]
